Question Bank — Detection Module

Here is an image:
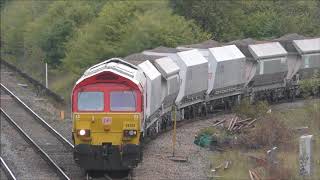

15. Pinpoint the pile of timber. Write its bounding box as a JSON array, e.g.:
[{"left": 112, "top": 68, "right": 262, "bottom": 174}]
[{"left": 213, "top": 115, "right": 257, "bottom": 132}]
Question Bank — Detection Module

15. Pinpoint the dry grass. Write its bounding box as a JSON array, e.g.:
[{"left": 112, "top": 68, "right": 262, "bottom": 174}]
[
  {"left": 239, "top": 115, "right": 294, "bottom": 149},
  {"left": 206, "top": 99, "right": 320, "bottom": 179}
]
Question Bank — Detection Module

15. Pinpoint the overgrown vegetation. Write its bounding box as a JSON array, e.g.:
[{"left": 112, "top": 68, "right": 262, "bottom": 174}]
[
  {"left": 239, "top": 115, "right": 293, "bottom": 149},
  {"left": 202, "top": 100, "right": 320, "bottom": 179},
  {"left": 63, "top": 1, "right": 209, "bottom": 74},
  {"left": 234, "top": 99, "right": 269, "bottom": 119},
  {"left": 1, "top": 0, "right": 209, "bottom": 100},
  {"left": 170, "top": 0, "right": 320, "bottom": 41},
  {"left": 299, "top": 71, "right": 320, "bottom": 97},
  {"left": 2, "top": 0, "right": 320, "bottom": 100}
]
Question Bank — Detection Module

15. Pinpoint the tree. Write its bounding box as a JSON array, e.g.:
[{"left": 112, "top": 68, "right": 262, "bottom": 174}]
[
  {"left": 24, "top": 1, "right": 100, "bottom": 67},
  {"left": 63, "top": 1, "right": 209, "bottom": 74},
  {"left": 120, "top": 8, "right": 210, "bottom": 55},
  {"left": 170, "top": 0, "right": 320, "bottom": 41},
  {"left": 1, "top": 0, "right": 51, "bottom": 59}
]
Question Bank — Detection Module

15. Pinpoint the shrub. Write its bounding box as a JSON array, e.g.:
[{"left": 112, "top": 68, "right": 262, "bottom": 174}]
[
  {"left": 239, "top": 115, "right": 293, "bottom": 149},
  {"left": 299, "top": 70, "right": 320, "bottom": 97},
  {"left": 234, "top": 99, "right": 269, "bottom": 119}
]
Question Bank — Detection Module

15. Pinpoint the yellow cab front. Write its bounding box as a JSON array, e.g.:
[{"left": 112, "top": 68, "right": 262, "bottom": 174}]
[{"left": 72, "top": 82, "right": 143, "bottom": 171}]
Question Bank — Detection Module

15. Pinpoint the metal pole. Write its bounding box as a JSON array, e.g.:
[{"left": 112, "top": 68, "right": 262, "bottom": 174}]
[
  {"left": 172, "top": 106, "right": 177, "bottom": 157},
  {"left": 45, "top": 62, "right": 48, "bottom": 88}
]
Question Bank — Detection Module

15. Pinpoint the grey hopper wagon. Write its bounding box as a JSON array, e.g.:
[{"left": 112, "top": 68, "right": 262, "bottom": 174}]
[
  {"left": 272, "top": 34, "right": 306, "bottom": 81},
  {"left": 138, "top": 60, "right": 162, "bottom": 119},
  {"left": 144, "top": 48, "right": 208, "bottom": 108},
  {"left": 206, "top": 45, "right": 246, "bottom": 99},
  {"left": 248, "top": 42, "right": 288, "bottom": 87},
  {"left": 153, "top": 56, "right": 180, "bottom": 112},
  {"left": 132, "top": 51, "right": 180, "bottom": 113},
  {"left": 293, "top": 38, "right": 320, "bottom": 80},
  {"left": 177, "top": 40, "right": 220, "bottom": 95},
  {"left": 226, "top": 38, "right": 259, "bottom": 87}
]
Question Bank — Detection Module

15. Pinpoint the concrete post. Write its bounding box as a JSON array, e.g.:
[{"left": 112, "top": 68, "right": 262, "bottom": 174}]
[{"left": 299, "top": 135, "right": 313, "bottom": 176}]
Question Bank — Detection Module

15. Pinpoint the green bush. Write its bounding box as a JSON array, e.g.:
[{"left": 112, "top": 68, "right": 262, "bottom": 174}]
[
  {"left": 299, "top": 71, "right": 320, "bottom": 97},
  {"left": 234, "top": 99, "right": 269, "bottom": 119}
]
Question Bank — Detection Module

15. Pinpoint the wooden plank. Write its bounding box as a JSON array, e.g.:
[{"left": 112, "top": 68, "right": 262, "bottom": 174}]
[
  {"left": 246, "top": 119, "right": 257, "bottom": 127},
  {"left": 237, "top": 118, "right": 252, "bottom": 123},
  {"left": 237, "top": 124, "right": 246, "bottom": 130},
  {"left": 214, "top": 162, "right": 224, "bottom": 170},
  {"left": 249, "top": 170, "right": 255, "bottom": 180},
  {"left": 224, "top": 161, "right": 230, "bottom": 169},
  {"left": 230, "top": 117, "right": 238, "bottom": 131},
  {"left": 213, "top": 119, "right": 226, "bottom": 127},
  {"left": 251, "top": 169, "right": 261, "bottom": 180},
  {"left": 228, "top": 117, "right": 235, "bottom": 130}
]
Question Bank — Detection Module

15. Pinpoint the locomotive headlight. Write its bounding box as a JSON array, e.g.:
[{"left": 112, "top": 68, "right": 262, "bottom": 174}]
[
  {"left": 77, "top": 129, "right": 90, "bottom": 137},
  {"left": 79, "top": 129, "right": 86, "bottom": 136},
  {"left": 123, "top": 130, "right": 137, "bottom": 137}
]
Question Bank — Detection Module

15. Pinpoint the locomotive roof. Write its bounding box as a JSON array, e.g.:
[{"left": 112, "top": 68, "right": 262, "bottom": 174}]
[
  {"left": 209, "top": 45, "right": 245, "bottom": 62},
  {"left": 76, "top": 58, "right": 142, "bottom": 87},
  {"left": 293, "top": 38, "right": 320, "bottom": 55},
  {"left": 248, "top": 42, "right": 287, "bottom": 60}
]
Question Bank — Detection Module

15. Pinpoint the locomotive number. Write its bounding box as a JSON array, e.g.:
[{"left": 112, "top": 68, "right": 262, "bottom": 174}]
[
  {"left": 102, "top": 117, "right": 112, "bottom": 125},
  {"left": 125, "top": 123, "right": 136, "bottom": 128}
]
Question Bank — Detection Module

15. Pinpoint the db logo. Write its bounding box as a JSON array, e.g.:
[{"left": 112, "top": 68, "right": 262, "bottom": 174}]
[{"left": 102, "top": 117, "right": 112, "bottom": 125}]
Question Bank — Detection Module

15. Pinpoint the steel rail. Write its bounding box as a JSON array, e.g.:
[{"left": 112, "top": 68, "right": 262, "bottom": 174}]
[
  {"left": 0, "top": 156, "right": 17, "bottom": 180},
  {"left": 0, "top": 109, "right": 70, "bottom": 180},
  {"left": 0, "top": 83, "right": 74, "bottom": 149}
]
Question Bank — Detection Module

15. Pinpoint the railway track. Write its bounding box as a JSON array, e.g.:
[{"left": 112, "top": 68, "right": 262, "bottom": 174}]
[
  {"left": 0, "top": 157, "right": 17, "bottom": 180},
  {"left": 0, "top": 83, "right": 82, "bottom": 179},
  {"left": 1, "top": 110, "right": 68, "bottom": 179}
]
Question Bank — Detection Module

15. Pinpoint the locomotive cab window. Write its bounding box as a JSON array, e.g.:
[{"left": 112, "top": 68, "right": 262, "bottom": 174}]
[
  {"left": 110, "top": 91, "right": 136, "bottom": 111},
  {"left": 78, "top": 91, "right": 104, "bottom": 111}
]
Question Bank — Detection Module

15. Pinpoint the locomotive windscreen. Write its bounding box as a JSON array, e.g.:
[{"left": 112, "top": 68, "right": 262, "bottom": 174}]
[
  {"left": 78, "top": 91, "right": 104, "bottom": 111},
  {"left": 110, "top": 91, "right": 137, "bottom": 111}
]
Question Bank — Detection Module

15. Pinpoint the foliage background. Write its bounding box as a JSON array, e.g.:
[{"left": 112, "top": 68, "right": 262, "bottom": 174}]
[{"left": 1, "top": 0, "right": 320, "bottom": 100}]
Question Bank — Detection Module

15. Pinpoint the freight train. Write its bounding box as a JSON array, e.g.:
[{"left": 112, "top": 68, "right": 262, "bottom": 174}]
[{"left": 71, "top": 34, "right": 319, "bottom": 171}]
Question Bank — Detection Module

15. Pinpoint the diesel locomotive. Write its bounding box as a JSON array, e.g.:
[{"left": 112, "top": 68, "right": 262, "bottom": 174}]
[{"left": 72, "top": 59, "right": 144, "bottom": 170}]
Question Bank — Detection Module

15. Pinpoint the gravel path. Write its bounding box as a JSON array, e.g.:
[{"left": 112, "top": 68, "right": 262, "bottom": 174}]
[
  {"left": 1, "top": 89, "right": 82, "bottom": 179},
  {"left": 1, "top": 115, "right": 60, "bottom": 179},
  {"left": 0, "top": 168, "right": 9, "bottom": 180},
  {"left": 0, "top": 64, "right": 72, "bottom": 142},
  {"left": 133, "top": 114, "right": 232, "bottom": 180}
]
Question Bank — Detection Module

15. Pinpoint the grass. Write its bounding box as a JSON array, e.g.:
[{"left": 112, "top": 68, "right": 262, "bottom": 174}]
[
  {"left": 208, "top": 150, "right": 254, "bottom": 179},
  {"left": 204, "top": 99, "right": 320, "bottom": 179}
]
